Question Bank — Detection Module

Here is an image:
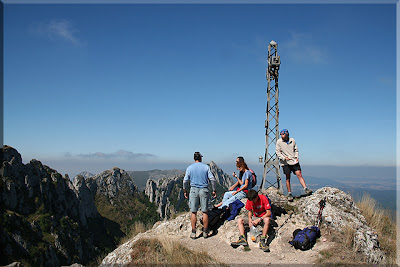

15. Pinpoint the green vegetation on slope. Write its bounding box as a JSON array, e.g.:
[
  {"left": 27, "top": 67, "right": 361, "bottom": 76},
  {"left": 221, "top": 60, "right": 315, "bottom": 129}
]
[{"left": 95, "top": 190, "right": 160, "bottom": 237}]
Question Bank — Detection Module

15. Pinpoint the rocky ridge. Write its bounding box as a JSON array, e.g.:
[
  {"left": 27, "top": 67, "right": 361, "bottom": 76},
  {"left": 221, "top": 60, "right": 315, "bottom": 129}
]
[
  {"left": 126, "top": 169, "right": 185, "bottom": 191},
  {"left": 0, "top": 146, "right": 155, "bottom": 266},
  {"left": 1, "top": 146, "right": 103, "bottom": 266},
  {"left": 145, "top": 174, "right": 184, "bottom": 219},
  {"left": 85, "top": 167, "right": 137, "bottom": 205},
  {"left": 209, "top": 161, "right": 235, "bottom": 189},
  {"left": 102, "top": 187, "right": 386, "bottom": 265},
  {"left": 147, "top": 169, "right": 185, "bottom": 180},
  {"left": 1, "top": 146, "right": 98, "bottom": 227},
  {"left": 77, "top": 171, "right": 94, "bottom": 180}
]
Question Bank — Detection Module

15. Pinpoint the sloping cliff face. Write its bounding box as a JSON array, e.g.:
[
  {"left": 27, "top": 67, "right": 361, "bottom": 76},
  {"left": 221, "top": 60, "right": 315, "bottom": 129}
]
[
  {"left": 144, "top": 162, "right": 234, "bottom": 219},
  {"left": 102, "top": 187, "right": 386, "bottom": 265},
  {"left": 0, "top": 145, "right": 112, "bottom": 266},
  {"left": 1, "top": 146, "right": 98, "bottom": 226},
  {"left": 209, "top": 161, "right": 235, "bottom": 189},
  {"left": 77, "top": 171, "right": 94, "bottom": 179},
  {"left": 84, "top": 167, "right": 159, "bottom": 234},
  {"left": 86, "top": 167, "right": 137, "bottom": 205},
  {"left": 0, "top": 146, "right": 160, "bottom": 266},
  {"left": 127, "top": 169, "right": 184, "bottom": 191},
  {"left": 145, "top": 174, "right": 185, "bottom": 219}
]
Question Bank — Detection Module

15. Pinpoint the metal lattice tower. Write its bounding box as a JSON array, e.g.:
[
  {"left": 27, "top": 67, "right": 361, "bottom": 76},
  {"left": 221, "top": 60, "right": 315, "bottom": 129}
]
[{"left": 260, "top": 40, "right": 282, "bottom": 193}]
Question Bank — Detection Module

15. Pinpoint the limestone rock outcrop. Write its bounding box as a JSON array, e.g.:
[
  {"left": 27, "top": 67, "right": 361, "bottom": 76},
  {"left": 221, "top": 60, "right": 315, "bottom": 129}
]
[
  {"left": 0, "top": 146, "right": 116, "bottom": 266},
  {"left": 85, "top": 167, "right": 137, "bottom": 205},
  {"left": 209, "top": 161, "right": 235, "bottom": 189},
  {"left": 148, "top": 169, "right": 184, "bottom": 181},
  {"left": 1, "top": 146, "right": 99, "bottom": 227},
  {"left": 296, "top": 187, "right": 386, "bottom": 264},
  {"left": 145, "top": 174, "right": 185, "bottom": 218},
  {"left": 77, "top": 171, "right": 94, "bottom": 179}
]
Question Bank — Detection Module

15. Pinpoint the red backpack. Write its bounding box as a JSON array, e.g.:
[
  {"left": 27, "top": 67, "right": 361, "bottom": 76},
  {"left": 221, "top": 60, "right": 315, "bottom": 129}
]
[{"left": 248, "top": 168, "right": 257, "bottom": 187}]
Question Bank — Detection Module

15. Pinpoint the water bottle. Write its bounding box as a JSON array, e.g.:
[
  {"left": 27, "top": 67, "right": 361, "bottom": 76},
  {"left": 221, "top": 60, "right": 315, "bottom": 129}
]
[{"left": 249, "top": 225, "right": 261, "bottom": 242}]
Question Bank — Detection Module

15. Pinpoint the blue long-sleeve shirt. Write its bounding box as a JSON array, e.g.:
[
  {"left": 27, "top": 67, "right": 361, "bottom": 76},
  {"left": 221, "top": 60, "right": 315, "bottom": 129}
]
[{"left": 183, "top": 162, "right": 216, "bottom": 191}]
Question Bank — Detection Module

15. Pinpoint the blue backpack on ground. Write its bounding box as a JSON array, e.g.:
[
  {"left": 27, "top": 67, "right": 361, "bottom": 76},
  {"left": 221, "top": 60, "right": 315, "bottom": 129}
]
[{"left": 289, "top": 226, "right": 320, "bottom": 250}]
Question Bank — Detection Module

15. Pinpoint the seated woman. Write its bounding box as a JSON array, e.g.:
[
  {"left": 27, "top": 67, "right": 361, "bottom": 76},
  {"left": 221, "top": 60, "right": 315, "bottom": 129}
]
[{"left": 214, "top": 156, "right": 253, "bottom": 209}]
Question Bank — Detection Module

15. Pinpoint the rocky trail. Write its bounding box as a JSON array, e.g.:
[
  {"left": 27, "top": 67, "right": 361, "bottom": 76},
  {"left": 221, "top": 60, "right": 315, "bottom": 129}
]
[
  {"left": 102, "top": 207, "right": 333, "bottom": 265},
  {"left": 176, "top": 212, "right": 334, "bottom": 265}
]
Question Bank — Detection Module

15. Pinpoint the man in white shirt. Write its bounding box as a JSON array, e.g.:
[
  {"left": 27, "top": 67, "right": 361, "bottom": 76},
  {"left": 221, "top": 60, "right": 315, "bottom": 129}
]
[{"left": 276, "top": 129, "right": 312, "bottom": 201}]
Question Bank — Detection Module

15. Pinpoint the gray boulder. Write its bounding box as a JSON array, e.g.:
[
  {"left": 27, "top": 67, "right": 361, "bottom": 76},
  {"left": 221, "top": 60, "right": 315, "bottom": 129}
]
[{"left": 296, "top": 187, "right": 386, "bottom": 264}]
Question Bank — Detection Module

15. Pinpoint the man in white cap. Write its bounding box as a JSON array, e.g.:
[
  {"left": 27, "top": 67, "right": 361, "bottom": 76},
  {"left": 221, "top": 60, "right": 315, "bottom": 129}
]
[
  {"left": 276, "top": 129, "right": 312, "bottom": 201},
  {"left": 183, "top": 152, "right": 217, "bottom": 238}
]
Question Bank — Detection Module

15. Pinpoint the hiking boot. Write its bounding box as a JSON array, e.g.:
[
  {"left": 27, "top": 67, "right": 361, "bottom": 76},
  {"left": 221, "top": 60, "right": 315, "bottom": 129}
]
[
  {"left": 287, "top": 193, "right": 294, "bottom": 201},
  {"left": 203, "top": 228, "right": 210, "bottom": 238},
  {"left": 190, "top": 230, "right": 196, "bottom": 239},
  {"left": 305, "top": 188, "right": 313, "bottom": 196},
  {"left": 259, "top": 239, "right": 270, "bottom": 252},
  {"left": 231, "top": 235, "right": 248, "bottom": 248}
]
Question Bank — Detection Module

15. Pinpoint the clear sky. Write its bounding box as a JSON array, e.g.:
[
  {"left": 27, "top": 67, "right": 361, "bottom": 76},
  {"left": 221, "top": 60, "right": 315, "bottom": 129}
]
[{"left": 3, "top": 3, "right": 397, "bottom": 177}]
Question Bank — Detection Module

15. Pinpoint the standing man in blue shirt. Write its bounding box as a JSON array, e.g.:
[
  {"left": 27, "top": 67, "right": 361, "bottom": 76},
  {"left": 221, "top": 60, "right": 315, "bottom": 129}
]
[{"left": 183, "top": 152, "right": 217, "bottom": 239}]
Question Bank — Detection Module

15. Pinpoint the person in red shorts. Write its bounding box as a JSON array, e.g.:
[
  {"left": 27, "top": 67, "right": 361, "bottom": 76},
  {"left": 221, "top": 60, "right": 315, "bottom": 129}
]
[{"left": 230, "top": 189, "right": 271, "bottom": 252}]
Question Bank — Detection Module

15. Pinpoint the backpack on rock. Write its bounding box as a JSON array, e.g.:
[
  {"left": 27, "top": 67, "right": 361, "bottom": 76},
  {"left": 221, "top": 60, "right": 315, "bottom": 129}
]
[
  {"left": 289, "top": 226, "right": 320, "bottom": 250},
  {"left": 289, "top": 197, "right": 326, "bottom": 251}
]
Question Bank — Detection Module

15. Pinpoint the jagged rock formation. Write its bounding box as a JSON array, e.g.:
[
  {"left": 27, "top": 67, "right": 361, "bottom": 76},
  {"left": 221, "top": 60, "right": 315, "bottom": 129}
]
[
  {"left": 85, "top": 167, "right": 137, "bottom": 205},
  {"left": 83, "top": 167, "right": 159, "bottom": 233},
  {"left": 0, "top": 146, "right": 153, "bottom": 266},
  {"left": 0, "top": 145, "right": 109, "bottom": 266},
  {"left": 145, "top": 174, "right": 185, "bottom": 218},
  {"left": 102, "top": 187, "right": 387, "bottom": 265},
  {"left": 127, "top": 169, "right": 185, "bottom": 191},
  {"left": 209, "top": 161, "right": 235, "bottom": 189},
  {"left": 148, "top": 169, "right": 185, "bottom": 180},
  {"left": 0, "top": 146, "right": 99, "bottom": 226},
  {"left": 144, "top": 162, "right": 234, "bottom": 219},
  {"left": 77, "top": 171, "right": 94, "bottom": 180}
]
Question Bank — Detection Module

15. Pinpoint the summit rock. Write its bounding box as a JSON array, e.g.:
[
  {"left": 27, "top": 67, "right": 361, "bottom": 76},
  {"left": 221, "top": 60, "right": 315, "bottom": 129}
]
[{"left": 102, "top": 187, "right": 387, "bottom": 265}]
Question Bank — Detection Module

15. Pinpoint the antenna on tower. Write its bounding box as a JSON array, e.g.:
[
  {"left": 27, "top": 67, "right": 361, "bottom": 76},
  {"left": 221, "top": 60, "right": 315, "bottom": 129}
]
[{"left": 260, "top": 40, "right": 283, "bottom": 193}]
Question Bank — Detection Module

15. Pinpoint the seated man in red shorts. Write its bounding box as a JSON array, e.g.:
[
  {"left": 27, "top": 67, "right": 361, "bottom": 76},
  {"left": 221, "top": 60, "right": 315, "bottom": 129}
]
[{"left": 230, "top": 189, "right": 271, "bottom": 252}]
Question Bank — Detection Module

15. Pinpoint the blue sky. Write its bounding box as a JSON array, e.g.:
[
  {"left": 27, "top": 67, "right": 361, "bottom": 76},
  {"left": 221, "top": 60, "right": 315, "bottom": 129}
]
[{"left": 3, "top": 3, "right": 397, "bottom": 177}]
